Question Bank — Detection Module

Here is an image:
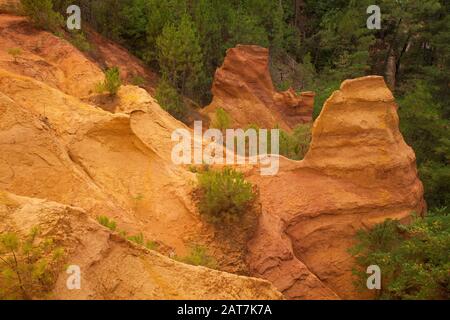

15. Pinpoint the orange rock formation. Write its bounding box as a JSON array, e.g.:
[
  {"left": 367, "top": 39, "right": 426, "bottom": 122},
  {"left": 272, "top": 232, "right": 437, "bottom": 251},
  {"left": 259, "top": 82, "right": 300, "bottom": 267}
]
[
  {"left": 247, "top": 76, "right": 425, "bottom": 299},
  {"left": 203, "top": 45, "right": 314, "bottom": 130},
  {"left": 0, "top": 14, "right": 282, "bottom": 298}
]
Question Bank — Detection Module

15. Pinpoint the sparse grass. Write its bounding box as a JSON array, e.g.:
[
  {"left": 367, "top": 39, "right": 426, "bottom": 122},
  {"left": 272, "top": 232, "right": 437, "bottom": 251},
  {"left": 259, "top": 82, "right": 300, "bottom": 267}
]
[
  {"left": 176, "top": 244, "right": 217, "bottom": 269},
  {"left": 96, "top": 217, "right": 160, "bottom": 252},
  {"left": 127, "top": 233, "right": 144, "bottom": 246},
  {"left": 145, "top": 240, "right": 159, "bottom": 251},
  {"left": 96, "top": 216, "right": 117, "bottom": 232}
]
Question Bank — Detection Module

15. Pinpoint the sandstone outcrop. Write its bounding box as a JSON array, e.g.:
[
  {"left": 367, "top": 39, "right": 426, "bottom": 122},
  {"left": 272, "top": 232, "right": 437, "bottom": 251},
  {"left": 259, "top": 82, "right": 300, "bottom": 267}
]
[
  {"left": 0, "top": 14, "right": 158, "bottom": 98},
  {"left": 0, "top": 14, "right": 259, "bottom": 290},
  {"left": 247, "top": 76, "right": 425, "bottom": 299},
  {"left": 0, "top": 191, "right": 282, "bottom": 300},
  {"left": 203, "top": 45, "right": 314, "bottom": 130},
  {"left": 0, "top": 15, "right": 104, "bottom": 98}
]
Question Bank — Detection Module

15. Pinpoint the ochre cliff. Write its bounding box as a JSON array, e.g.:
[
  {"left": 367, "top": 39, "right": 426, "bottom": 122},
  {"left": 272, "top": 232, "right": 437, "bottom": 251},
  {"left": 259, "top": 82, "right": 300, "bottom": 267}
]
[
  {"left": 247, "top": 76, "right": 425, "bottom": 299},
  {"left": 0, "top": 14, "right": 272, "bottom": 298},
  {"left": 203, "top": 45, "right": 314, "bottom": 130},
  {"left": 0, "top": 191, "right": 282, "bottom": 299}
]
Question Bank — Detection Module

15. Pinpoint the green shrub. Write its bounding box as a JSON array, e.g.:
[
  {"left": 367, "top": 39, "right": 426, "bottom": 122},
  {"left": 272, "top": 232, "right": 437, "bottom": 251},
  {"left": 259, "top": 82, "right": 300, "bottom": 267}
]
[
  {"left": 177, "top": 244, "right": 217, "bottom": 269},
  {"left": 279, "top": 124, "right": 312, "bottom": 160},
  {"left": 127, "top": 233, "right": 144, "bottom": 246},
  {"left": 0, "top": 228, "right": 65, "bottom": 300},
  {"left": 399, "top": 82, "right": 450, "bottom": 208},
  {"left": 197, "top": 167, "right": 255, "bottom": 223},
  {"left": 96, "top": 216, "right": 117, "bottom": 231},
  {"left": 145, "top": 240, "right": 159, "bottom": 251},
  {"left": 155, "top": 78, "right": 186, "bottom": 121},
  {"left": 311, "top": 81, "right": 340, "bottom": 119},
  {"left": 69, "top": 31, "right": 92, "bottom": 53},
  {"left": 131, "top": 75, "right": 146, "bottom": 87},
  {"left": 7, "top": 48, "right": 22, "bottom": 63},
  {"left": 350, "top": 208, "right": 450, "bottom": 300},
  {"left": 211, "top": 107, "right": 231, "bottom": 131},
  {"left": 20, "top": 0, "right": 63, "bottom": 32},
  {"left": 97, "top": 67, "right": 121, "bottom": 96}
]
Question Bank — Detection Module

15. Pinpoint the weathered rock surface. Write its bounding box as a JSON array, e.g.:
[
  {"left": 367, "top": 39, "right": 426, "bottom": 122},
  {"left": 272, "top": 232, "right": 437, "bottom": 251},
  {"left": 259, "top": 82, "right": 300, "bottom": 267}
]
[
  {"left": 0, "top": 191, "right": 282, "bottom": 300},
  {"left": 0, "top": 14, "right": 104, "bottom": 98},
  {"left": 0, "top": 68, "right": 200, "bottom": 255},
  {"left": 247, "top": 76, "right": 425, "bottom": 299},
  {"left": 203, "top": 45, "right": 314, "bottom": 130},
  {"left": 0, "top": 14, "right": 158, "bottom": 98},
  {"left": 0, "top": 14, "right": 258, "bottom": 289}
]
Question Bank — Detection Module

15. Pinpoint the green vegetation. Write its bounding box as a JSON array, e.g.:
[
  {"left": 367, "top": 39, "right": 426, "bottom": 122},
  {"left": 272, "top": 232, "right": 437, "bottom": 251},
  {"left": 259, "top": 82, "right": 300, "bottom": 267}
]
[
  {"left": 96, "top": 216, "right": 158, "bottom": 251},
  {"left": 350, "top": 208, "right": 450, "bottom": 300},
  {"left": 96, "top": 215, "right": 117, "bottom": 231},
  {"left": 176, "top": 244, "right": 217, "bottom": 269},
  {"left": 126, "top": 233, "right": 144, "bottom": 246},
  {"left": 7, "top": 48, "right": 22, "bottom": 63},
  {"left": 0, "top": 228, "right": 65, "bottom": 300},
  {"left": 211, "top": 108, "right": 231, "bottom": 131},
  {"left": 155, "top": 78, "right": 186, "bottom": 121},
  {"left": 399, "top": 83, "right": 450, "bottom": 209},
  {"left": 131, "top": 75, "right": 146, "bottom": 87},
  {"left": 243, "top": 123, "right": 311, "bottom": 160},
  {"left": 21, "top": 0, "right": 63, "bottom": 32},
  {"left": 279, "top": 124, "right": 312, "bottom": 160},
  {"left": 197, "top": 167, "right": 255, "bottom": 223},
  {"left": 69, "top": 31, "right": 92, "bottom": 53},
  {"left": 45, "top": 3, "right": 448, "bottom": 202},
  {"left": 96, "top": 67, "right": 122, "bottom": 96},
  {"left": 156, "top": 13, "right": 205, "bottom": 100}
]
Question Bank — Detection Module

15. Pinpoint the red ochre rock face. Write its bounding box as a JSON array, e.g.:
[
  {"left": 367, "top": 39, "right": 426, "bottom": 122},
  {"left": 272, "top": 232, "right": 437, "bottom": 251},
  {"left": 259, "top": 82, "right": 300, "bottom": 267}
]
[
  {"left": 247, "top": 76, "right": 425, "bottom": 300},
  {"left": 203, "top": 45, "right": 314, "bottom": 131}
]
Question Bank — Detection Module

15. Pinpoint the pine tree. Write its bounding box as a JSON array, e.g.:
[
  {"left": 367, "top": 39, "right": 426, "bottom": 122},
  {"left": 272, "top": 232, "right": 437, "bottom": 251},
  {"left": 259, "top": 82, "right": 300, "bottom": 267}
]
[
  {"left": 156, "top": 13, "right": 204, "bottom": 98},
  {"left": 20, "top": 0, "right": 63, "bottom": 32}
]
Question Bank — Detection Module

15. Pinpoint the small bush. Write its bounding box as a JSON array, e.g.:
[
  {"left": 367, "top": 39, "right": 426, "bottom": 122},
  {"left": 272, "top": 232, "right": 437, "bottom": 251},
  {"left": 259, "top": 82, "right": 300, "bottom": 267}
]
[
  {"left": 131, "top": 75, "right": 146, "bottom": 87},
  {"left": 20, "top": 0, "right": 63, "bottom": 33},
  {"left": 96, "top": 216, "right": 117, "bottom": 231},
  {"left": 197, "top": 167, "right": 255, "bottom": 223},
  {"left": 69, "top": 31, "right": 92, "bottom": 53},
  {"left": 350, "top": 208, "right": 450, "bottom": 300},
  {"left": 211, "top": 108, "right": 231, "bottom": 131},
  {"left": 155, "top": 78, "right": 186, "bottom": 121},
  {"left": 7, "top": 48, "right": 22, "bottom": 63},
  {"left": 96, "top": 67, "right": 121, "bottom": 96},
  {"left": 0, "top": 228, "right": 65, "bottom": 300},
  {"left": 177, "top": 245, "right": 217, "bottom": 269},
  {"left": 279, "top": 124, "right": 312, "bottom": 160},
  {"left": 145, "top": 241, "right": 159, "bottom": 251},
  {"left": 127, "top": 233, "right": 144, "bottom": 246}
]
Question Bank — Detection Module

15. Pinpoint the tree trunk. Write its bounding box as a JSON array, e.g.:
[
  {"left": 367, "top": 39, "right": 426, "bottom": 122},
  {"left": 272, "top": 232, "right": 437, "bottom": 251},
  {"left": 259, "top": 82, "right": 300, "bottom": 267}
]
[{"left": 385, "top": 51, "right": 397, "bottom": 92}]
